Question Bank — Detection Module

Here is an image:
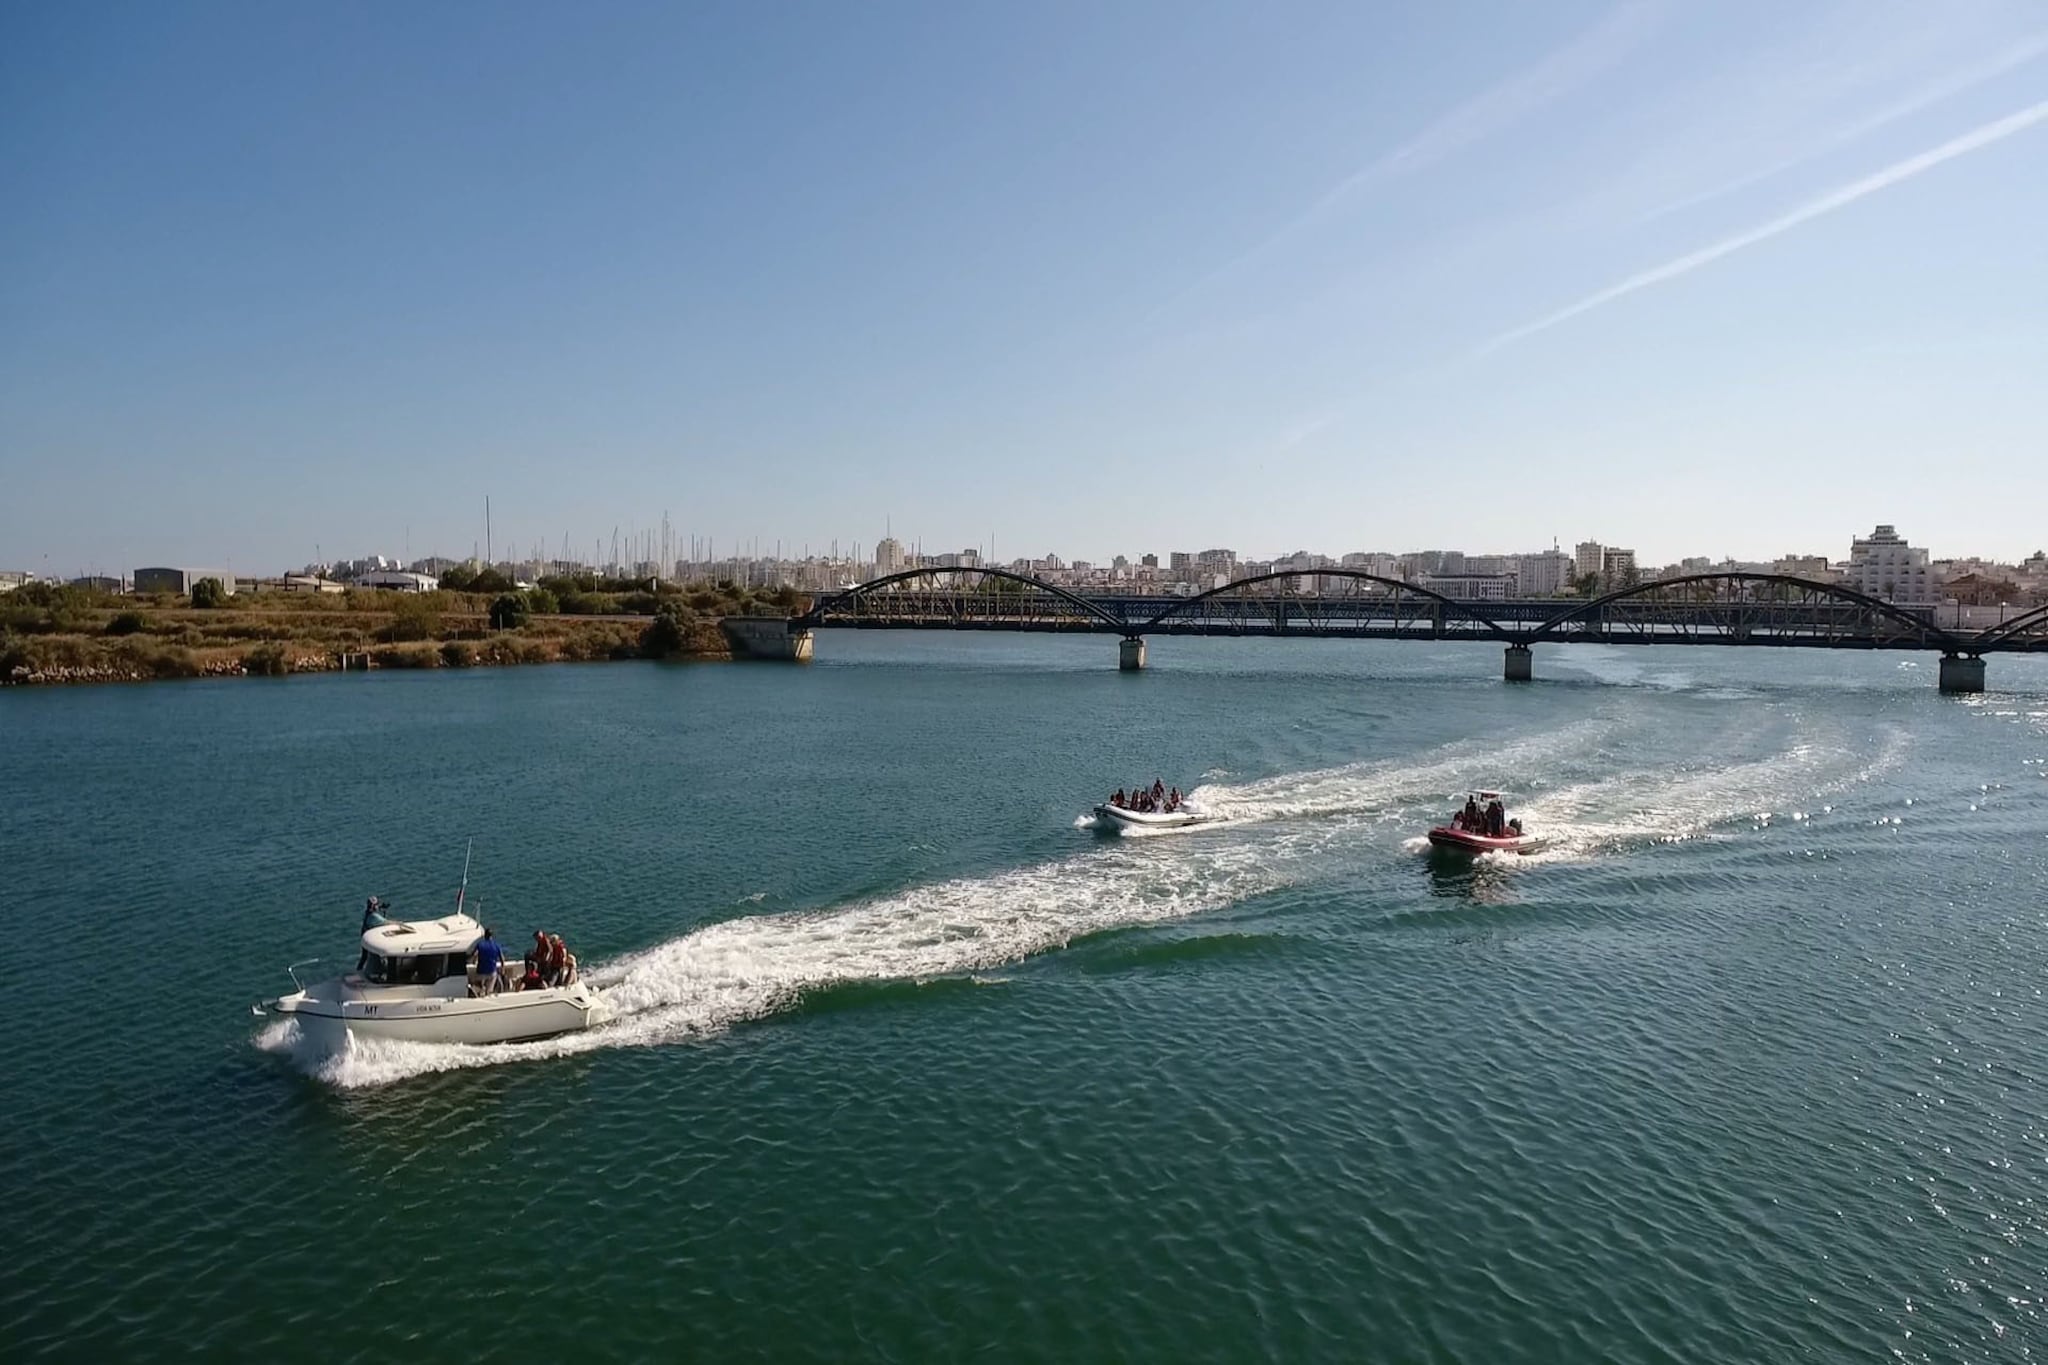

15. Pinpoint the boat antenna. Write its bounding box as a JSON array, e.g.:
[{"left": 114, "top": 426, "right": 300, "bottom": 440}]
[{"left": 456, "top": 837, "right": 473, "bottom": 915}]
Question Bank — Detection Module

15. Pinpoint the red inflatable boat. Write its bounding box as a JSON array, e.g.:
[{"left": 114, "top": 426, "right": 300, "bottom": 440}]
[
  {"left": 1427, "top": 790, "right": 1543, "bottom": 854},
  {"left": 1425, "top": 825, "right": 1543, "bottom": 854}
]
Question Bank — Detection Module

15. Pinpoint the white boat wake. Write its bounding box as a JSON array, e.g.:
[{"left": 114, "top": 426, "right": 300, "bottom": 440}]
[{"left": 258, "top": 710, "right": 1910, "bottom": 1088}]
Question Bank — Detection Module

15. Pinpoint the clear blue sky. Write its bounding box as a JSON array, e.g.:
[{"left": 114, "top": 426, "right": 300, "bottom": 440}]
[{"left": 4, "top": 0, "right": 2045, "bottom": 575}]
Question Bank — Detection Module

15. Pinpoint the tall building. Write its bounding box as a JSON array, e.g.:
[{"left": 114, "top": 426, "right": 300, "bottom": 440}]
[
  {"left": 874, "top": 537, "right": 906, "bottom": 575},
  {"left": 1843, "top": 525, "right": 1936, "bottom": 603},
  {"left": 1574, "top": 541, "right": 1605, "bottom": 581},
  {"left": 1517, "top": 550, "right": 1571, "bottom": 597},
  {"left": 1601, "top": 548, "right": 1638, "bottom": 587}
]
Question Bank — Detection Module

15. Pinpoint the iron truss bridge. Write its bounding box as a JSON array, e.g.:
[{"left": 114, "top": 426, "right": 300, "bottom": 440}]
[{"left": 796, "top": 568, "right": 2048, "bottom": 656}]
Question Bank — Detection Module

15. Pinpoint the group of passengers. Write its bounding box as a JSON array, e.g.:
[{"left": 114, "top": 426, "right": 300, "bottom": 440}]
[
  {"left": 1451, "top": 796, "right": 1520, "bottom": 838},
  {"left": 1109, "top": 778, "right": 1184, "bottom": 814},
  {"left": 467, "top": 926, "right": 578, "bottom": 996}
]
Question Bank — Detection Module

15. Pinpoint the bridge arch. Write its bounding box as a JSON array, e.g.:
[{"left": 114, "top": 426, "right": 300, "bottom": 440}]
[
  {"left": 797, "top": 566, "right": 1132, "bottom": 632},
  {"left": 1969, "top": 599, "right": 2048, "bottom": 650},
  {"left": 1137, "top": 569, "right": 1515, "bottom": 638},
  {"left": 1525, "top": 573, "right": 1966, "bottom": 649}
]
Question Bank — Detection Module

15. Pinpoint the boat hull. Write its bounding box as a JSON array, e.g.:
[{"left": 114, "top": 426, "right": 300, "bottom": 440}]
[
  {"left": 1092, "top": 803, "right": 1208, "bottom": 830},
  {"left": 1426, "top": 826, "right": 1542, "bottom": 855},
  {"left": 274, "top": 984, "right": 598, "bottom": 1047}
]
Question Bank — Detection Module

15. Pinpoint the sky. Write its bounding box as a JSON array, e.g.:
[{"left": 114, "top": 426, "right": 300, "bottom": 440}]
[{"left": 3, "top": 0, "right": 2046, "bottom": 576}]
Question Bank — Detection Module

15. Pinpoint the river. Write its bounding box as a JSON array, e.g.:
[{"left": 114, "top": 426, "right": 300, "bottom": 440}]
[{"left": 3, "top": 635, "right": 2045, "bottom": 1362}]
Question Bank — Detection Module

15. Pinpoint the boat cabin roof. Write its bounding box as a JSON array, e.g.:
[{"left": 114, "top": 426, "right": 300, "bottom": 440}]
[
  {"left": 1466, "top": 790, "right": 1504, "bottom": 801},
  {"left": 362, "top": 912, "right": 485, "bottom": 957}
]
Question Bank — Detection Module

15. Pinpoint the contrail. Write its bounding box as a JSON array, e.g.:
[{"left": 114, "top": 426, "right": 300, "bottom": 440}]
[
  {"left": 1478, "top": 96, "right": 2048, "bottom": 355},
  {"left": 1158, "top": 1, "right": 1664, "bottom": 313}
]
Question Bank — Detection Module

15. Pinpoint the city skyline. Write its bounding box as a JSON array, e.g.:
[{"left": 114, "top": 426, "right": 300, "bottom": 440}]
[{"left": 5, "top": 2, "right": 2047, "bottom": 571}]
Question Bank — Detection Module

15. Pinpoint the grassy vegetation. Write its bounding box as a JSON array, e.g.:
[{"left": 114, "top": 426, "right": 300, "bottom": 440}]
[{"left": 0, "top": 579, "right": 810, "bottom": 685}]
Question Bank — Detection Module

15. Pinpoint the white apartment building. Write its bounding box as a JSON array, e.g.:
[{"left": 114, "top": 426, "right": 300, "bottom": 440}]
[
  {"left": 874, "top": 537, "right": 906, "bottom": 575},
  {"left": 1517, "top": 550, "right": 1571, "bottom": 597},
  {"left": 1422, "top": 572, "right": 1516, "bottom": 600},
  {"left": 1843, "top": 525, "right": 1937, "bottom": 604},
  {"left": 1601, "top": 547, "right": 1638, "bottom": 586},
  {"left": 1574, "top": 541, "right": 1604, "bottom": 581}
]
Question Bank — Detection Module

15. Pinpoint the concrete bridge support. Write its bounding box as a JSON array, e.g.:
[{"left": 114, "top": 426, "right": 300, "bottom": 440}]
[
  {"left": 1938, "top": 653, "right": 1985, "bottom": 694},
  {"left": 721, "top": 617, "right": 815, "bottom": 662},
  {"left": 1504, "top": 644, "right": 1533, "bottom": 682},
  {"left": 1119, "top": 637, "right": 1147, "bottom": 671}
]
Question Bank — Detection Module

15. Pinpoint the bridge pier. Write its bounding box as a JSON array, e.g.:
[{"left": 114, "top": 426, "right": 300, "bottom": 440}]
[
  {"left": 721, "top": 617, "right": 814, "bottom": 662},
  {"left": 1938, "top": 653, "right": 1985, "bottom": 694},
  {"left": 1119, "top": 637, "right": 1147, "bottom": 671},
  {"left": 1504, "top": 644, "right": 1533, "bottom": 682}
]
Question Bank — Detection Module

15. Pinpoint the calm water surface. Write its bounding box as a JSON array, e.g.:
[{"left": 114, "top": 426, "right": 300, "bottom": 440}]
[{"left": 3, "top": 635, "right": 2046, "bottom": 1363}]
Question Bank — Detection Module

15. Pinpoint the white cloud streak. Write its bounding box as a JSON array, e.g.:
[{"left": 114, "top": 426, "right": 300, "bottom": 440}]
[
  {"left": 1477, "top": 97, "right": 2048, "bottom": 355},
  {"left": 1640, "top": 30, "right": 2048, "bottom": 222},
  {"left": 1164, "top": 2, "right": 1664, "bottom": 309}
]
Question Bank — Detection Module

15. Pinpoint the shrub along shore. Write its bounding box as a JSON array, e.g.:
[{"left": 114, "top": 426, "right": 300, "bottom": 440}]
[{"left": 0, "top": 577, "right": 808, "bottom": 685}]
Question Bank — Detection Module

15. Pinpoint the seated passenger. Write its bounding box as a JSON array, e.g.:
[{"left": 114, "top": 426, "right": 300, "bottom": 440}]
[
  {"left": 561, "top": 948, "right": 579, "bottom": 986},
  {"left": 519, "top": 960, "right": 546, "bottom": 992},
  {"left": 1111, "top": 789, "right": 1126, "bottom": 808},
  {"left": 362, "top": 896, "right": 393, "bottom": 934}
]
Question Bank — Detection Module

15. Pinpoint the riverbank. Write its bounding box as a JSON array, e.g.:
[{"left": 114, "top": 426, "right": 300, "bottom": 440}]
[{"left": 0, "top": 580, "right": 804, "bottom": 685}]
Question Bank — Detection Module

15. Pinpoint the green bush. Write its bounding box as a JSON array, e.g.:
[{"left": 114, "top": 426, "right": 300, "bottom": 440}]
[
  {"left": 640, "top": 602, "right": 701, "bottom": 659},
  {"left": 379, "top": 595, "right": 441, "bottom": 643},
  {"left": 488, "top": 593, "right": 530, "bottom": 631},
  {"left": 190, "top": 578, "right": 227, "bottom": 609},
  {"left": 244, "top": 643, "right": 290, "bottom": 676},
  {"left": 524, "top": 587, "right": 559, "bottom": 615},
  {"left": 440, "top": 640, "right": 480, "bottom": 667},
  {"left": 104, "top": 611, "right": 148, "bottom": 636}
]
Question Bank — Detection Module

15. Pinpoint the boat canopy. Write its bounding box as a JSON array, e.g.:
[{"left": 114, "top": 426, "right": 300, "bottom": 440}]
[{"left": 362, "top": 912, "right": 486, "bottom": 958}]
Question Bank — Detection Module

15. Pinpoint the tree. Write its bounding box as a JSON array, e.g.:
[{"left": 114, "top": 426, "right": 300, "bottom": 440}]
[
  {"left": 640, "top": 601, "right": 698, "bottom": 658},
  {"left": 191, "top": 578, "right": 227, "bottom": 609},
  {"left": 438, "top": 563, "right": 478, "bottom": 592},
  {"left": 489, "top": 593, "right": 530, "bottom": 631}
]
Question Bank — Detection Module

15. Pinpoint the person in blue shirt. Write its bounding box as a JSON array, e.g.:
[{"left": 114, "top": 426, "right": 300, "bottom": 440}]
[{"left": 472, "top": 926, "right": 505, "bottom": 996}]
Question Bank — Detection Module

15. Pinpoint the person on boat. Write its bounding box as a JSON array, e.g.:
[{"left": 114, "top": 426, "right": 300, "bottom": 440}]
[
  {"left": 1110, "top": 789, "right": 1125, "bottom": 808},
  {"left": 1151, "top": 778, "right": 1166, "bottom": 802},
  {"left": 1166, "top": 787, "right": 1182, "bottom": 812},
  {"left": 362, "top": 896, "right": 392, "bottom": 934},
  {"left": 1461, "top": 797, "right": 1481, "bottom": 830},
  {"left": 1486, "top": 799, "right": 1507, "bottom": 837},
  {"left": 472, "top": 926, "right": 504, "bottom": 997},
  {"left": 545, "top": 934, "right": 569, "bottom": 987},
  {"left": 518, "top": 957, "right": 546, "bottom": 992}
]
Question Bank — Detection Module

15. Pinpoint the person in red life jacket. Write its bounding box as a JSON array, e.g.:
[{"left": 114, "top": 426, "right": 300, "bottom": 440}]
[
  {"left": 519, "top": 958, "right": 546, "bottom": 992},
  {"left": 545, "top": 934, "right": 568, "bottom": 987}
]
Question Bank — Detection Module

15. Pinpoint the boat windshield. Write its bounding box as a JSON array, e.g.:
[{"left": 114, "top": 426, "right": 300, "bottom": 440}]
[{"left": 360, "top": 951, "right": 470, "bottom": 986}]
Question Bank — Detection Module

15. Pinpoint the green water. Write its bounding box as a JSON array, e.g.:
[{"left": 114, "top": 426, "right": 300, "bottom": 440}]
[{"left": 3, "top": 636, "right": 2046, "bottom": 1363}]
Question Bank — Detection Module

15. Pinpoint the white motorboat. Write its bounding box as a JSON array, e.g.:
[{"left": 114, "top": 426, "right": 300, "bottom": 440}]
[
  {"left": 1091, "top": 801, "right": 1211, "bottom": 830},
  {"left": 258, "top": 911, "right": 599, "bottom": 1048}
]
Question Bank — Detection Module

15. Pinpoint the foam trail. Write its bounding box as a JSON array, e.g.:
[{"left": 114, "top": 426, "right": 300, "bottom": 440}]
[
  {"left": 268, "top": 828, "right": 1319, "bottom": 1088},
  {"left": 1492, "top": 723, "right": 1912, "bottom": 862},
  {"left": 270, "top": 719, "right": 1614, "bottom": 1088}
]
